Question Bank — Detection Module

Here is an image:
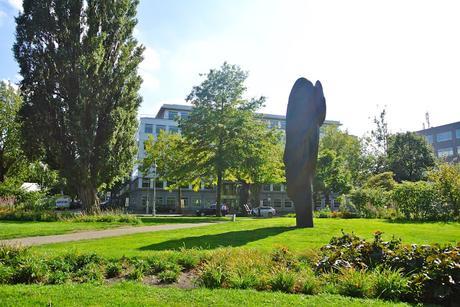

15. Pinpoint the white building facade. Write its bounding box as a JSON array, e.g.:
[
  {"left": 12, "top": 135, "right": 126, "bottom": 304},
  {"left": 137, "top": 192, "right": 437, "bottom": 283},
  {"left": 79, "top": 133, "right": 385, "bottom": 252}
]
[{"left": 128, "top": 104, "right": 341, "bottom": 214}]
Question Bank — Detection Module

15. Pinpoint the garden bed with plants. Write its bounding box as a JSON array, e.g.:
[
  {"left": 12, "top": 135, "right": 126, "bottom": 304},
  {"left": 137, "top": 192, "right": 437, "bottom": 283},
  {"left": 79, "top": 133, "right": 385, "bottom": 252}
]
[{"left": 1, "top": 231, "right": 458, "bottom": 306}]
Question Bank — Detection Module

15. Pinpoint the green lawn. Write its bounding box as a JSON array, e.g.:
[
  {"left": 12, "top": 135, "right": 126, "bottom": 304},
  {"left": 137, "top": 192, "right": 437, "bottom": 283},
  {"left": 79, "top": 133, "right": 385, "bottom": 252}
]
[
  {"left": 0, "top": 282, "right": 409, "bottom": 306},
  {"left": 0, "top": 216, "right": 229, "bottom": 240},
  {"left": 32, "top": 217, "right": 460, "bottom": 257}
]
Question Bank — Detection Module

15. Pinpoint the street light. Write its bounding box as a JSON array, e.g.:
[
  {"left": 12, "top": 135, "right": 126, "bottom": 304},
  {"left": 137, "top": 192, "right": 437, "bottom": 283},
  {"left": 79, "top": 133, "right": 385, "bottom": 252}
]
[{"left": 152, "top": 160, "right": 157, "bottom": 216}]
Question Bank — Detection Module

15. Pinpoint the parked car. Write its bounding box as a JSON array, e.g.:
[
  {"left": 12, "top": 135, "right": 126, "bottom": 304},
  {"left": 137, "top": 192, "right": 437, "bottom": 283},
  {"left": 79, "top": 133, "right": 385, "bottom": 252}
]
[
  {"left": 196, "top": 204, "right": 228, "bottom": 216},
  {"left": 251, "top": 206, "right": 276, "bottom": 217},
  {"left": 55, "top": 196, "right": 72, "bottom": 209}
]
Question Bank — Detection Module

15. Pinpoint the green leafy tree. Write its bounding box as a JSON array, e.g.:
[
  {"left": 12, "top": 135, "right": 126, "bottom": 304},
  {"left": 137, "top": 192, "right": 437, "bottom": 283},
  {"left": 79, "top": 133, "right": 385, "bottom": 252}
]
[
  {"left": 231, "top": 114, "right": 285, "bottom": 209},
  {"left": 363, "top": 171, "right": 397, "bottom": 191},
  {"left": 142, "top": 131, "right": 200, "bottom": 212},
  {"left": 14, "top": 0, "right": 144, "bottom": 212},
  {"left": 180, "top": 63, "right": 265, "bottom": 216},
  {"left": 428, "top": 163, "right": 460, "bottom": 218},
  {"left": 366, "top": 107, "right": 391, "bottom": 173},
  {"left": 320, "top": 125, "right": 371, "bottom": 186},
  {"left": 315, "top": 149, "right": 352, "bottom": 207},
  {"left": 0, "top": 81, "right": 30, "bottom": 184},
  {"left": 387, "top": 132, "right": 435, "bottom": 182}
]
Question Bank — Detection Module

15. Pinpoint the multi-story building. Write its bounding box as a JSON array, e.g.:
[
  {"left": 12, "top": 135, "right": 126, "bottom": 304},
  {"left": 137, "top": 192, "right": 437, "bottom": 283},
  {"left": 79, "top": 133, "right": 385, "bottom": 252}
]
[
  {"left": 416, "top": 121, "right": 460, "bottom": 161},
  {"left": 128, "top": 104, "right": 341, "bottom": 214}
]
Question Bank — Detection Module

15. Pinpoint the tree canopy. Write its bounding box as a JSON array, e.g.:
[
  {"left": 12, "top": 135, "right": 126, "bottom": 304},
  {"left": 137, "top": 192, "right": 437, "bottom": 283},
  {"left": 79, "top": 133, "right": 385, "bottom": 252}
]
[
  {"left": 14, "top": 0, "right": 144, "bottom": 212},
  {"left": 387, "top": 132, "right": 435, "bottom": 182},
  {"left": 179, "top": 62, "right": 267, "bottom": 216}
]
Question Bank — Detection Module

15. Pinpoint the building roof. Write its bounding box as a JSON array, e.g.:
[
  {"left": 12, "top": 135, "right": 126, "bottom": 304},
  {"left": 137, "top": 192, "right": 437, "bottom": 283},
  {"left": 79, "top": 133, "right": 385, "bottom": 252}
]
[
  {"left": 144, "top": 103, "right": 341, "bottom": 125},
  {"left": 416, "top": 121, "right": 460, "bottom": 134}
]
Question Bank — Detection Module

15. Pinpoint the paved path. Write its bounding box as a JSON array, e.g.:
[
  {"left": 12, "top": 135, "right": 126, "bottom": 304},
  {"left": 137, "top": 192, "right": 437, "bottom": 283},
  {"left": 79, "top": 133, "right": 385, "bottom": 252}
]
[{"left": 0, "top": 223, "right": 217, "bottom": 247}]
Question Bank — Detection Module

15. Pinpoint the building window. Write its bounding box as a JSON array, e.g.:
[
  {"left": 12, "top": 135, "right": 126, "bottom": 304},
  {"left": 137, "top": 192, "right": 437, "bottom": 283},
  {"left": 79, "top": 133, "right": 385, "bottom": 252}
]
[
  {"left": 169, "top": 126, "right": 179, "bottom": 133},
  {"left": 141, "top": 196, "right": 147, "bottom": 207},
  {"left": 168, "top": 111, "right": 178, "bottom": 120},
  {"left": 457, "top": 146, "right": 460, "bottom": 155},
  {"left": 270, "top": 120, "right": 279, "bottom": 129},
  {"left": 284, "top": 200, "right": 293, "bottom": 208},
  {"left": 155, "top": 180, "right": 164, "bottom": 189},
  {"left": 156, "top": 197, "right": 163, "bottom": 206},
  {"left": 425, "top": 135, "right": 433, "bottom": 144},
  {"left": 436, "top": 131, "right": 452, "bottom": 142},
  {"left": 272, "top": 184, "right": 282, "bottom": 192},
  {"left": 156, "top": 125, "right": 166, "bottom": 135},
  {"left": 192, "top": 198, "right": 201, "bottom": 207},
  {"left": 263, "top": 184, "right": 271, "bottom": 192},
  {"left": 142, "top": 178, "right": 151, "bottom": 188},
  {"left": 144, "top": 124, "right": 153, "bottom": 134},
  {"left": 181, "top": 197, "right": 189, "bottom": 208},
  {"left": 166, "top": 196, "right": 176, "bottom": 206},
  {"left": 437, "top": 148, "right": 454, "bottom": 158},
  {"left": 280, "top": 121, "right": 286, "bottom": 130},
  {"left": 180, "top": 112, "right": 189, "bottom": 119},
  {"left": 274, "top": 199, "right": 282, "bottom": 208},
  {"left": 456, "top": 129, "right": 460, "bottom": 139}
]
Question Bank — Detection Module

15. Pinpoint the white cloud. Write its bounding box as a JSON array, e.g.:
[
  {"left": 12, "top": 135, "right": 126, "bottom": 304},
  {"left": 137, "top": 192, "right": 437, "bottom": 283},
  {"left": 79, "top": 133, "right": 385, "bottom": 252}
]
[
  {"left": 0, "top": 10, "right": 6, "bottom": 26},
  {"left": 7, "top": 0, "right": 22, "bottom": 12},
  {"left": 138, "top": 46, "right": 161, "bottom": 92}
]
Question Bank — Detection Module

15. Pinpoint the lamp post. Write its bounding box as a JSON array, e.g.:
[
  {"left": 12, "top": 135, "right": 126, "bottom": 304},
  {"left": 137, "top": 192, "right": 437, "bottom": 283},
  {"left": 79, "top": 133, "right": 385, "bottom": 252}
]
[{"left": 152, "top": 160, "right": 157, "bottom": 216}]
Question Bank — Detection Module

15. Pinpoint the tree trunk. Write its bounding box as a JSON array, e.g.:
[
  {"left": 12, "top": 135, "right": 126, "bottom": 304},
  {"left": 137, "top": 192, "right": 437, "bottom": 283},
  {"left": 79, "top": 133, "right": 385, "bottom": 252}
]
[
  {"left": 239, "top": 181, "right": 250, "bottom": 214},
  {"left": 177, "top": 188, "right": 182, "bottom": 214},
  {"left": 216, "top": 171, "right": 222, "bottom": 217},
  {"left": 250, "top": 184, "right": 262, "bottom": 208},
  {"left": 79, "top": 185, "right": 100, "bottom": 214}
]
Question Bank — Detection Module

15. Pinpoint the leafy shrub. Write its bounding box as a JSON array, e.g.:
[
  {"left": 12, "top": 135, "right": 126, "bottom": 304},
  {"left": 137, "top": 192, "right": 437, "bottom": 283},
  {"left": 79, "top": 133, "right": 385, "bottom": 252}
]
[
  {"left": 337, "top": 268, "right": 373, "bottom": 298},
  {"left": 74, "top": 262, "right": 104, "bottom": 283},
  {"left": 0, "top": 264, "right": 14, "bottom": 284},
  {"left": 373, "top": 268, "right": 409, "bottom": 301},
  {"left": 269, "top": 269, "right": 296, "bottom": 293},
  {"left": 176, "top": 248, "right": 202, "bottom": 270},
  {"left": 227, "top": 268, "right": 260, "bottom": 289},
  {"left": 428, "top": 163, "right": 460, "bottom": 220},
  {"left": 199, "top": 262, "right": 225, "bottom": 289},
  {"left": 105, "top": 261, "right": 123, "bottom": 278},
  {"left": 48, "top": 270, "right": 71, "bottom": 284},
  {"left": 157, "top": 269, "right": 180, "bottom": 283},
  {"left": 12, "top": 256, "right": 48, "bottom": 284},
  {"left": 316, "top": 231, "right": 460, "bottom": 304},
  {"left": 127, "top": 267, "right": 144, "bottom": 281},
  {"left": 392, "top": 181, "right": 445, "bottom": 221},
  {"left": 348, "top": 188, "right": 392, "bottom": 218},
  {"left": 0, "top": 244, "right": 29, "bottom": 266},
  {"left": 364, "top": 172, "right": 397, "bottom": 191},
  {"left": 314, "top": 207, "right": 332, "bottom": 218}
]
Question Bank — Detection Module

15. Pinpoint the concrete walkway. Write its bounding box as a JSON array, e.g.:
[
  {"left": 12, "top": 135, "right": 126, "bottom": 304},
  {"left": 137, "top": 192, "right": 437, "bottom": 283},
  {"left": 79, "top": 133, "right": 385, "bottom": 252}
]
[{"left": 0, "top": 223, "right": 217, "bottom": 247}]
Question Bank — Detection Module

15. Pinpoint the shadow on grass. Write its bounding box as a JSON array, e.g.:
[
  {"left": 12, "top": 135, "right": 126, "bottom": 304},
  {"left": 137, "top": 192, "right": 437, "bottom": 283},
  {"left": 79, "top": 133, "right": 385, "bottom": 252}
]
[
  {"left": 138, "top": 226, "right": 296, "bottom": 251},
  {"left": 140, "top": 217, "right": 228, "bottom": 224}
]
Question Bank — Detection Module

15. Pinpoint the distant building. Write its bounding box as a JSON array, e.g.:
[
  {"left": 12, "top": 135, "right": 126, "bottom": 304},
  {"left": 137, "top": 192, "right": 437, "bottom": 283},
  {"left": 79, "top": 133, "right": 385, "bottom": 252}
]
[
  {"left": 128, "top": 103, "right": 341, "bottom": 214},
  {"left": 416, "top": 121, "right": 460, "bottom": 161}
]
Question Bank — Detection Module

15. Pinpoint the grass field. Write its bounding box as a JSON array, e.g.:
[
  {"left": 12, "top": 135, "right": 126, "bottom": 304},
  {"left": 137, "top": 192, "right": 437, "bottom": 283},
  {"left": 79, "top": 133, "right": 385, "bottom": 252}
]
[
  {"left": 32, "top": 217, "right": 460, "bottom": 257},
  {"left": 0, "top": 216, "right": 229, "bottom": 240},
  {"left": 0, "top": 282, "right": 409, "bottom": 306}
]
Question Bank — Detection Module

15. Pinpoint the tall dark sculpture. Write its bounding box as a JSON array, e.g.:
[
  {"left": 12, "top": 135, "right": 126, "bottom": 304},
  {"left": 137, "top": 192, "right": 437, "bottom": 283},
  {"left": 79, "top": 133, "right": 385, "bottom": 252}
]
[{"left": 284, "top": 78, "right": 326, "bottom": 228}]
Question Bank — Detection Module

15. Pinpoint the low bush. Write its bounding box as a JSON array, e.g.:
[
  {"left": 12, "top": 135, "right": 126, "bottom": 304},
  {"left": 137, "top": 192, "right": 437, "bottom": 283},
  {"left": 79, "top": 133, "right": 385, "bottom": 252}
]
[
  {"left": 373, "top": 268, "right": 409, "bottom": 301},
  {"left": 269, "top": 269, "right": 296, "bottom": 293},
  {"left": 314, "top": 207, "right": 332, "bottom": 218},
  {"left": 157, "top": 269, "right": 180, "bottom": 283},
  {"left": 336, "top": 268, "right": 373, "bottom": 298},
  {"left": 105, "top": 261, "right": 123, "bottom": 278},
  {"left": 199, "top": 262, "right": 225, "bottom": 289}
]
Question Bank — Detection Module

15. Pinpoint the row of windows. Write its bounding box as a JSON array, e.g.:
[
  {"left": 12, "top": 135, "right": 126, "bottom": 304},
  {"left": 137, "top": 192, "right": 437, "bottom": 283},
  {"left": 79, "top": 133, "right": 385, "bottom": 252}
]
[
  {"left": 437, "top": 146, "right": 460, "bottom": 158},
  {"left": 263, "top": 184, "right": 285, "bottom": 192},
  {"left": 144, "top": 124, "right": 178, "bottom": 134},
  {"left": 426, "top": 129, "right": 460, "bottom": 143},
  {"left": 167, "top": 111, "right": 189, "bottom": 120}
]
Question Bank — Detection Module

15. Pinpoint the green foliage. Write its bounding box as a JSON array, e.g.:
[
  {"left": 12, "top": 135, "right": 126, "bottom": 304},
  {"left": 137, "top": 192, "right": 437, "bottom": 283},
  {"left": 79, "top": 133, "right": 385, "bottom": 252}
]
[
  {"left": 0, "top": 81, "right": 27, "bottom": 184},
  {"left": 269, "top": 269, "right": 296, "bottom": 293},
  {"left": 392, "top": 181, "right": 446, "bottom": 221},
  {"left": 315, "top": 149, "right": 352, "bottom": 202},
  {"left": 315, "top": 207, "right": 332, "bottom": 218},
  {"left": 364, "top": 172, "right": 397, "bottom": 191},
  {"left": 180, "top": 62, "right": 269, "bottom": 215},
  {"left": 348, "top": 188, "right": 392, "bottom": 218},
  {"left": 428, "top": 163, "right": 460, "bottom": 218},
  {"left": 337, "top": 268, "right": 373, "bottom": 298},
  {"left": 320, "top": 125, "right": 372, "bottom": 186},
  {"left": 316, "top": 231, "right": 460, "bottom": 304},
  {"left": 199, "top": 262, "right": 225, "bottom": 289},
  {"left": 105, "top": 261, "right": 123, "bottom": 279},
  {"left": 157, "top": 269, "right": 180, "bottom": 284},
  {"left": 14, "top": 0, "right": 144, "bottom": 212},
  {"left": 387, "top": 132, "right": 435, "bottom": 182},
  {"left": 373, "top": 268, "right": 409, "bottom": 301}
]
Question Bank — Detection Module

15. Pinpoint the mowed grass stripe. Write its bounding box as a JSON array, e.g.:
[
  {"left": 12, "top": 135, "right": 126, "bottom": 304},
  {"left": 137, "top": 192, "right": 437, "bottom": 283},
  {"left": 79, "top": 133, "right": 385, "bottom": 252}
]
[
  {"left": 0, "top": 282, "right": 410, "bottom": 307},
  {"left": 32, "top": 218, "right": 460, "bottom": 257}
]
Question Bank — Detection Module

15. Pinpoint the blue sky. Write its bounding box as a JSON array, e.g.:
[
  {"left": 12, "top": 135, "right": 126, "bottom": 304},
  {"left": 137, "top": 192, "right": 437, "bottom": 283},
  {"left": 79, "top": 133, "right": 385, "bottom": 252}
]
[{"left": 1, "top": 0, "right": 460, "bottom": 136}]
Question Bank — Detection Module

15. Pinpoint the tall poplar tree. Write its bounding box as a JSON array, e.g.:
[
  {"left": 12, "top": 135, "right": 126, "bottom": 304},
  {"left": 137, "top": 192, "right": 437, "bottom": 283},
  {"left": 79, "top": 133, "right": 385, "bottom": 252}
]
[{"left": 14, "top": 0, "right": 144, "bottom": 212}]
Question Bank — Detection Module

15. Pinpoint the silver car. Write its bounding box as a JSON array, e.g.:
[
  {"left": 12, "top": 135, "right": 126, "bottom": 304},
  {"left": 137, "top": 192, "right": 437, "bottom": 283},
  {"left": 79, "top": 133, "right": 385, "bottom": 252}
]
[{"left": 251, "top": 206, "right": 276, "bottom": 217}]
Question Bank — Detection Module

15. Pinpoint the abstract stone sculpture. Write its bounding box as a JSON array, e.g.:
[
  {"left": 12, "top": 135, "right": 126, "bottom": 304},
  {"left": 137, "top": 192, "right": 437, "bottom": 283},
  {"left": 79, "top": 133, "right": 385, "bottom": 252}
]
[{"left": 284, "top": 78, "right": 326, "bottom": 228}]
